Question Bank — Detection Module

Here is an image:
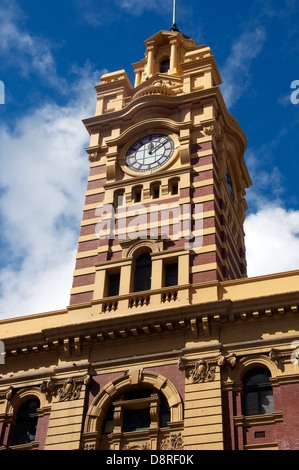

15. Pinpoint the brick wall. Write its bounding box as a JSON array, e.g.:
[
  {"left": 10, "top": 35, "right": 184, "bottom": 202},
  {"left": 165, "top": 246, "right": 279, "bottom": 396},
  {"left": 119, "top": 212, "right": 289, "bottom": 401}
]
[{"left": 223, "top": 382, "right": 299, "bottom": 450}]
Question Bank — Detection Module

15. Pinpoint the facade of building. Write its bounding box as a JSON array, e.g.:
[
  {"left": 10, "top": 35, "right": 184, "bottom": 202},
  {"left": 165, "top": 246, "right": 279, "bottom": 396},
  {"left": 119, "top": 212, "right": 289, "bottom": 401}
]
[{"left": 0, "top": 27, "right": 299, "bottom": 451}]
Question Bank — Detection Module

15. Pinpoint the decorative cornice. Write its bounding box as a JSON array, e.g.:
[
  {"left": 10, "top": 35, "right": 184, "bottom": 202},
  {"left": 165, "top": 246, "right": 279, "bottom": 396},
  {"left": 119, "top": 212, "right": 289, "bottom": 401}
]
[{"left": 1, "top": 288, "right": 298, "bottom": 362}]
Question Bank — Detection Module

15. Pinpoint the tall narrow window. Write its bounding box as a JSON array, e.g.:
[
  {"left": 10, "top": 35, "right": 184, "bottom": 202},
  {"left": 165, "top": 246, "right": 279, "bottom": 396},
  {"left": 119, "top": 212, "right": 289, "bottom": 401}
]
[
  {"left": 134, "top": 252, "right": 152, "bottom": 292},
  {"left": 114, "top": 190, "right": 125, "bottom": 209},
  {"left": 160, "top": 59, "right": 170, "bottom": 73},
  {"left": 135, "top": 191, "right": 141, "bottom": 203},
  {"left": 153, "top": 186, "right": 160, "bottom": 199},
  {"left": 150, "top": 182, "right": 161, "bottom": 199},
  {"left": 165, "top": 263, "right": 178, "bottom": 287},
  {"left": 171, "top": 183, "right": 178, "bottom": 195},
  {"left": 11, "top": 399, "right": 39, "bottom": 446},
  {"left": 225, "top": 167, "right": 234, "bottom": 201},
  {"left": 169, "top": 179, "right": 179, "bottom": 196},
  {"left": 107, "top": 272, "right": 120, "bottom": 297},
  {"left": 133, "top": 187, "right": 142, "bottom": 203},
  {"left": 242, "top": 368, "right": 274, "bottom": 416}
]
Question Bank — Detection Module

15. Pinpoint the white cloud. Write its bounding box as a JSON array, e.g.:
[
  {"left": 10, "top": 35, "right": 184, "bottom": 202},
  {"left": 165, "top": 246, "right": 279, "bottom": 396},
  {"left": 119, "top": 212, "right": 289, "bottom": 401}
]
[
  {"left": 220, "top": 26, "right": 267, "bottom": 108},
  {"left": 244, "top": 146, "right": 299, "bottom": 277},
  {"left": 0, "top": 67, "right": 102, "bottom": 319},
  {"left": 245, "top": 206, "right": 299, "bottom": 277}
]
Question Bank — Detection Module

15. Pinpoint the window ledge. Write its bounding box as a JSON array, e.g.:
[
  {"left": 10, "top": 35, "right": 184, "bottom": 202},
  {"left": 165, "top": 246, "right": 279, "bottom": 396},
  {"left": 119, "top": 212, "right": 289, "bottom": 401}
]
[
  {"left": 244, "top": 442, "right": 279, "bottom": 451},
  {"left": 234, "top": 412, "right": 283, "bottom": 428},
  {"left": 1, "top": 441, "right": 39, "bottom": 451}
]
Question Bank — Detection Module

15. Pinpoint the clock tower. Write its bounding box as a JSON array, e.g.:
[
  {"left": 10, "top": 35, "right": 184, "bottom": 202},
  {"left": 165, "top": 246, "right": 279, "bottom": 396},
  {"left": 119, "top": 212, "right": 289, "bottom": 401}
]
[{"left": 69, "top": 27, "right": 251, "bottom": 315}]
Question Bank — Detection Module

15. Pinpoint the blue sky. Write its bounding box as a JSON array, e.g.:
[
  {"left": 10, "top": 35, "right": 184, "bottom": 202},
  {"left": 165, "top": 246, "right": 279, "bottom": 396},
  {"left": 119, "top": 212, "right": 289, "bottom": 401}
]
[{"left": 0, "top": 0, "right": 299, "bottom": 318}]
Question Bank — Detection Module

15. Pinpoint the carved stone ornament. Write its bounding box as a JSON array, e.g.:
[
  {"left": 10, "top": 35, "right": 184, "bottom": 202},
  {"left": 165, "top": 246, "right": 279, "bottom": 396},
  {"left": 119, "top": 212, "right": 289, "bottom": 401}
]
[
  {"left": 152, "top": 79, "right": 173, "bottom": 88},
  {"left": 40, "top": 378, "right": 56, "bottom": 398},
  {"left": 84, "top": 442, "right": 96, "bottom": 451},
  {"left": 160, "top": 433, "right": 184, "bottom": 450},
  {"left": 178, "top": 354, "right": 237, "bottom": 383},
  {"left": 179, "top": 358, "right": 216, "bottom": 383},
  {"left": 58, "top": 378, "right": 81, "bottom": 401},
  {"left": 41, "top": 375, "right": 90, "bottom": 401},
  {"left": 203, "top": 125, "right": 214, "bottom": 136},
  {"left": 269, "top": 347, "right": 298, "bottom": 367},
  {"left": 0, "top": 386, "right": 13, "bottom": 401},
  {"left": 88, "top": 152, "right": 100, "bottom": 163},
  {"left": 122, "top": 443, "right": 150, "bottom": 451}
]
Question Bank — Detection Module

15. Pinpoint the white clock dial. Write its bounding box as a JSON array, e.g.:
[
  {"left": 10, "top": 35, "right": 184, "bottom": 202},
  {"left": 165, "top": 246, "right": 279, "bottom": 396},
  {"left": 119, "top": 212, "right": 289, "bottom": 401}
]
[{"left": 125, "top": 134, "right": 174, "bottom": 172}]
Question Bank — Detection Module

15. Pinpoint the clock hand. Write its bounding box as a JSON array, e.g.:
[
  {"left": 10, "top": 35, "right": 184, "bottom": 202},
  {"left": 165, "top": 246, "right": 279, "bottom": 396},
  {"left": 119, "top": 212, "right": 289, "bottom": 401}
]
[
  {"left": 148, "top": 141, "right": 155, "bottom": 155},
  {"left": 151, "top": 139, "right": 168, "bottom": 154}
]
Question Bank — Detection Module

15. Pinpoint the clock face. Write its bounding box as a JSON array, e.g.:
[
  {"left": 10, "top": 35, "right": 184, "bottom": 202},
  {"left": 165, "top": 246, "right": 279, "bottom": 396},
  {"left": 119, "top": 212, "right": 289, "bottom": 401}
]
[{"left": 125, "top": 134, "right": 175, "bottom": 172}]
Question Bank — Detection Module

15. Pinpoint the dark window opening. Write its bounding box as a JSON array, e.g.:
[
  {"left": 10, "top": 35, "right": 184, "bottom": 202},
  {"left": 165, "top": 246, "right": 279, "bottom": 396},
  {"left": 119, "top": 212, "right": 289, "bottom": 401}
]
[
  {"left": 124, "top": 389, "right": 152, "bottom": 400},
  {"left": 11, "top": 399, "right": 39, "bottom": 446},
  {"left": 165, "top": 263, "right": 178, "bottom": 287},
  {"left": 171, "top": 183, "right": 178, "bottom": 195},
  {"left": 134, "top": 252, "right": 152, "bottom": 292},
  {"left": 123, "top": 407, "right": 151, "bottom": 432},
  {"left": 114, "top": 191, "right": 125, "bottom": 208},
  {"left": 108, "top": 272, "right": 120, "bottom": 297},
  {"left": 102, "top": 405, "right": 114, "bottom": 435},
  {"left": 242, "top": 368, "right": 274, "bottom": 416},
  {"left": 153, "top": 187, "right": 160, "bottom": 199},
  {"left": 102, "top": 389, "right": 171, "bottom": 435},
  {"left": 159, "top": 393, "right": 171, "bottom": 427},
  {"left": 225, "top": 167, "right": 234, "bottom": 202},
  {"left": 133, "top": 187, "right": 142, "bottom": 203},
  {"left": 160, "top": 59, "right": 170, "bottom": 73}
]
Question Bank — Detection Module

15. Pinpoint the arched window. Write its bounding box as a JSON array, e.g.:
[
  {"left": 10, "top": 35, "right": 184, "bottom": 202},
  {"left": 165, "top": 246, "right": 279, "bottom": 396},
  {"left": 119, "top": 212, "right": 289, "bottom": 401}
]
[
  {"left": 11, "top": 398, "right": 40, "bottom": 446},
  {"left": 134, "top": 252, "right": 152, "bottom": 292},
  {"left": 83, "top": 369, "right": 184, "bottom": 450},
  {"left": 242, "top": 368, "right": 274, "bottom": 416}
]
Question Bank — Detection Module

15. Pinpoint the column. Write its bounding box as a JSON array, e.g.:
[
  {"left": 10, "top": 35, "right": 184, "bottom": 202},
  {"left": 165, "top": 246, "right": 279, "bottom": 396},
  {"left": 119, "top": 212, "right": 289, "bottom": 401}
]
[
  {"left": 146, "top": 46, "right": 155, "bottom": 78},
  {"left": 170, "top": 39, "right": 179, "bottom": 74}
]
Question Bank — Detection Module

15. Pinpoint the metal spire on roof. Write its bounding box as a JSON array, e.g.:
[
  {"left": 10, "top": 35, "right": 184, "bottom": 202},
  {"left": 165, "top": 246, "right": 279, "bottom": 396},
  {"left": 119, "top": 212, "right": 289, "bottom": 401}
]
[{"left": 170, "top": 0, "right": 180, "bottom": 32}]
